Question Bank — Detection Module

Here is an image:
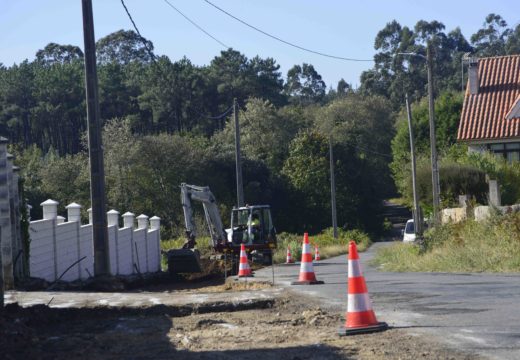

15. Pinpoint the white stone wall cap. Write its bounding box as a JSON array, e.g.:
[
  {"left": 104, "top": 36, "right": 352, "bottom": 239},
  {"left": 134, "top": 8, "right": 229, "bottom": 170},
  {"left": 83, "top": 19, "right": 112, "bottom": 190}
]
[
  {"left": 107, "top": 209, "right": 120, "bottom": 215},
  {"left": 0, "top": 136, "right": 8, "bottom": 143},
  {"left": 150, "top": 216, "right": 161, "bottom": 220},
  {"left": 87, "top": 208, "right": 92, "bottom": 212},
  {"left": 56, "top": 215, "right": 66, "bottom": 220},
  {"left": 122, "top": 212, "right": 135, "bottom": 217},
  {"left": 6, "top": 152, "right": 14, "bottom": 159},
  {"left": 41, "top": 199, "right": 59, "bottom": 206},
  {"left": 65, "top": 202, "right": 82, "bottom": 209},
  {"left": 136, "top": 214, "right": 149, "bottom": 219}
]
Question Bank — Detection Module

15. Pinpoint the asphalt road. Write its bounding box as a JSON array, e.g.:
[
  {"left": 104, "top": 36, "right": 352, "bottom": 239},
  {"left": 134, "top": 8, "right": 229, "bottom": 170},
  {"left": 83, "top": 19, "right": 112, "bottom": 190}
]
[{"left": 255, "top": 243, "right": 520, "bottom": 360}]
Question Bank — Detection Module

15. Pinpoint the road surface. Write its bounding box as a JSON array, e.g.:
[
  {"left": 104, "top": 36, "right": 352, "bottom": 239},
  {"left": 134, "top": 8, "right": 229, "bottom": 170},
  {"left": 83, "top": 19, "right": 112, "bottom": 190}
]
[{"left": 256, "top": 242, "right": 520, "bottom": 360}]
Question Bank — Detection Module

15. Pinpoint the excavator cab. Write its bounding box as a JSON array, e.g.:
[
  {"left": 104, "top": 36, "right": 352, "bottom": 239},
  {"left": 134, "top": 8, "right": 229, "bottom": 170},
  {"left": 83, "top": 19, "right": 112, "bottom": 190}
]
[{"left": 230, "top": 205, "right": 277, "bottom": 249}]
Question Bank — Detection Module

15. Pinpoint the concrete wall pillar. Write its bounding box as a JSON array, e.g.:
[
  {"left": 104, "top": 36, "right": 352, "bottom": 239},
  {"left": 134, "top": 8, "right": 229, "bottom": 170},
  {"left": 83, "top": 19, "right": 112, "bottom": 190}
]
[
  {"left": 107, "top": 209, "right": 120, "bottom": 227},
  {"left": 137, "top": 214, "right": 149, "bottom": 229},
  {"left": 66, "top": 202, "right": 82, "bottom": 223},
  {"left": 150, "top": 216, "right": 161, "bottom": 231},
  {"left": 41, "top": 199, "right": 59, "bottom": 220},
  {"left": 122, "top": 212, "right": 135, "bottom": 229}
]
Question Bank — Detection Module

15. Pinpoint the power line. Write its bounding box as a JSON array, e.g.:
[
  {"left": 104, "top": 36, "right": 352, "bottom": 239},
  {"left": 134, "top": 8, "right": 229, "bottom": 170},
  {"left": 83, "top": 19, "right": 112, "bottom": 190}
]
[
  {"left": 120, "top": 0, "right": 233, "bottom": 122},
  {"left": 120, "top": 0, "right": 159, "bottom": 63},
  {"left": 203, "top": 0, "right": 374, "bottom": 62},
  {"left": 162, "top": 0, "right": 229, "bottom": 49},
  {"left": 350, "top": 143, "right": 393, "bottom": 158}
]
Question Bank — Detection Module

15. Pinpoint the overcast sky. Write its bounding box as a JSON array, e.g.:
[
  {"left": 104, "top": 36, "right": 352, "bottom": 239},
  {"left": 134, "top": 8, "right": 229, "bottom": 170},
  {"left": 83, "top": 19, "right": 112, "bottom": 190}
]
[{"left": 1, "top": 0, "right": 519, "bottom": 88}]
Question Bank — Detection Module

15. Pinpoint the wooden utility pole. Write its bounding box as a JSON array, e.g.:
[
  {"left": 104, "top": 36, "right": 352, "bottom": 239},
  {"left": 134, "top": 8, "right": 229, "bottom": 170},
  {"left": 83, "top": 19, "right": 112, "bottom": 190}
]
[
  {"left": 426, "top": 44, "right": 441, "bottom": 223},
  {"left": 405, "top": 94, "right": 422, "bottom": 236},
  {"left": 329, "top": 137, "right": 338, "bottom": 239},
  {"left": 81, "top": 0, "right": 110, "bottom": 275},
  {"left": 233, "top": 98, "right": 244, "bottom": 207}
]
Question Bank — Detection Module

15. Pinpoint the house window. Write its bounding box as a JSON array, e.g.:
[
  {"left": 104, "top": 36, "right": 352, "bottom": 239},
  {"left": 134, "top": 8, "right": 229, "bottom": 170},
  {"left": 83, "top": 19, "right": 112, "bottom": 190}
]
[{"left": 488, "top": 143, "right": 520, "bottom": 163}]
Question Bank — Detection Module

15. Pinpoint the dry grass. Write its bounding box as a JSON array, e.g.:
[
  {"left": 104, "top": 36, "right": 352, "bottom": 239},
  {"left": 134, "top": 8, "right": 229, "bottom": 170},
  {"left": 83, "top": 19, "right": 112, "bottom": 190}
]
[{"left": 273, "top": 228, "right": 371, "bottom": 264}]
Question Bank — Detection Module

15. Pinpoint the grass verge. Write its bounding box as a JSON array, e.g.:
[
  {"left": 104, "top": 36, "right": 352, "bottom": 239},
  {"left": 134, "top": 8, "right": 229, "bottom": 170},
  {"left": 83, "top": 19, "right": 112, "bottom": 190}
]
[
  {"left": 160, "top": 228, "right": 372, "bottom": 268},
  {"left": 273, "top": 228, "right": 371, "bottom": 264},
  {"left": 373, "top": 211, "right": 520, "bottom": 272}
]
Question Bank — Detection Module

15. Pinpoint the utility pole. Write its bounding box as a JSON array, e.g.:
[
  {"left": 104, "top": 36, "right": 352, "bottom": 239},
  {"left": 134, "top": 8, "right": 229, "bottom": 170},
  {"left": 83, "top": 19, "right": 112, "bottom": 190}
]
[
  {"left": 405, "top": 94, "right": 422, "bottom": 236},
  {"left": 426, "top": 44, "right": 441, "bottom": 223},
  {"left": 329, "top": 137, "right": 338, "bottom": 239},
  {"left": 82, "top": 0, "right": 110, "bottom": 275},
  {"left": 233, "top": 98, "right": 244, "bottom": 207}
]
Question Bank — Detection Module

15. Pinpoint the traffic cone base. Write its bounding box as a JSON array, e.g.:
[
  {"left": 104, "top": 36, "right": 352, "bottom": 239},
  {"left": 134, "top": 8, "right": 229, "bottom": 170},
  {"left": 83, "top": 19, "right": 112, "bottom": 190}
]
[
  {"left": 291, "top": 279, "right": 324, "bottom": 285},
  {"left": 338, "top": 322, "right": 388, "bottom": 336}
]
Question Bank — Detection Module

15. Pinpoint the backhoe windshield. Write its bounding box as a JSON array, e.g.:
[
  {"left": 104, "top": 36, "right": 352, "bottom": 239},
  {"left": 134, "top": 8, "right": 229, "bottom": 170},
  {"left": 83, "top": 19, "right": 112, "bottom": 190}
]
[{"left": 233, "top": 209, "right": 250, "bottom": 227}]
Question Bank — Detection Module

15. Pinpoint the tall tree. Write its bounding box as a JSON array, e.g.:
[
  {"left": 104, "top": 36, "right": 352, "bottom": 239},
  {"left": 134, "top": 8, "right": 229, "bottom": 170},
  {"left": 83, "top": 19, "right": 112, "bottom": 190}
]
[
  {"left": 471, "top": 14, "right": 512, "bottom": 57},
  {"left": 284, "top": 63, "right": 326, "bottom": 105},
  {"left": 96, "top": 29, "right": 154, "bottom": 65},
  {"left": 35, "top": 43, "right": 84, "bottom": 65}
]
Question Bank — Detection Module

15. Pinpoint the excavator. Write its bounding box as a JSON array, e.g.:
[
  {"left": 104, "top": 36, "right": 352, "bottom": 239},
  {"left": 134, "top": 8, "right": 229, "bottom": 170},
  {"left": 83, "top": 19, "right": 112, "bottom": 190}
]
[{"left": 166, "top": 183, "right": 277, "bottom": 274}]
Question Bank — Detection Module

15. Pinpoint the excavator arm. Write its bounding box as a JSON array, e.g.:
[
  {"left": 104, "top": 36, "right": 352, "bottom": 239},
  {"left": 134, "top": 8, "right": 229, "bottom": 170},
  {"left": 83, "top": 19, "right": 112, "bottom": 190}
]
[
  {"left": 180, "top": 183, "right": 227, "bottom": 249},
  {"left": 167, "top": 184, "right": 228, "bottom": 275}
]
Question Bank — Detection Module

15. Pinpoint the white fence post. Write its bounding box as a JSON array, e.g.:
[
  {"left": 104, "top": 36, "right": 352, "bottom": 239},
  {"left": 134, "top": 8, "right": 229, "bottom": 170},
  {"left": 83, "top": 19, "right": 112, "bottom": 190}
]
[
  {"left": 41, "top": 199, "right": 59, "bottom": 220},
  {"left": 66, "top": 202, "right": 82, "bottom": 279},
  {"left": 66, "top": 202, "right": 82, "bottom": 223},
  {"left": 136, "top": 214, "right": 149, "bottom": 272},
  {"left": 40, "top": 199, "right": 58, "bottom": 280},
  {"left": 107, "top": 209, "right": 119, "bottom": 274},
  {"left": 122, "top": 212, "right": 135, "bottom": 229},
  {"left": 122, "top": 212, "right": 135, "bottom": 274},
  {"left": 150, "top": 216, "right": 161, "bottom": 272},
  {"left": 137, "top": 214, "right": 149, "bottom": 229}
]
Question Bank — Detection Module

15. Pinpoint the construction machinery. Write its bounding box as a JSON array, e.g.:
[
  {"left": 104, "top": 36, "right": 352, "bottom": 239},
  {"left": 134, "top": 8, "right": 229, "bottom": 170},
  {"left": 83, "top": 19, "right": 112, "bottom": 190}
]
[{"left": 166, "top": 183, "right": 277, "bottom": 274}]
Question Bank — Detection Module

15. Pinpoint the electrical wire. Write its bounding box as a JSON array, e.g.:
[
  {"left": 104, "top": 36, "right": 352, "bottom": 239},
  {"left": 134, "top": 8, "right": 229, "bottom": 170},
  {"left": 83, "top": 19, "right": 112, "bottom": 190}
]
[
  {"left": 349, "top": 143, "right": 393, "bottom": 158},
  {"left": 203, "top": 0, "right": 373, "bottom": 62},
  {"left": 162, "top": 0, "right": 229, "bottom": 49},
  {"left": 120, "top": 0, "right": 159, "bottom": 63},
  {"left": 120, "top": 0, "right": 235, "bottom": 121}
]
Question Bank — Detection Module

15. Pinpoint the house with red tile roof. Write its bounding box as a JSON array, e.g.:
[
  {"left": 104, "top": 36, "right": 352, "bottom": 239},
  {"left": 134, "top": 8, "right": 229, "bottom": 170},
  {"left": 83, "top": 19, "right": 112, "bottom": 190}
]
[{"left": 457, "top": 55, "right": 520, "bottom": 162}]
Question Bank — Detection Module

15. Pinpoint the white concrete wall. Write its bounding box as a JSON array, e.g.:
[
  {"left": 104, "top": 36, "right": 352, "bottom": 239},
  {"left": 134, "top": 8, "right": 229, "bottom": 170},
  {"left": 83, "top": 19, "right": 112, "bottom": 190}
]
[{"left": 28, "top": 200, "right": 161, "bottom": 282}]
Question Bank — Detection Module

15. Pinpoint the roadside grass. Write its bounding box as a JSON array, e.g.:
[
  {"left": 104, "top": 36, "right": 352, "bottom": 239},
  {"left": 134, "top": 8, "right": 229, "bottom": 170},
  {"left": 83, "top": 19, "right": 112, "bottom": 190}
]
[
  {"left": 373, "top": 212, "right": 520, "bottom": 272},
  {"left": 160, "top": 228, "right": 372, "bottom": 268}
]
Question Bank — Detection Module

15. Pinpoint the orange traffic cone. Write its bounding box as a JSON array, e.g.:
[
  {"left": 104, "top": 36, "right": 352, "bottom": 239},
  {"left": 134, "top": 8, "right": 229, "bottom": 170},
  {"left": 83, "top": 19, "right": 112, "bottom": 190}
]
[
  {"left": 338, "top": 241, "right": 387, "bottom": 335},
  {"left": 238, "top": 243, "right": 253, "bottom": 277},
  {"left": 285, "top": 245, "right": 294, "bottom": 264},
  {"left": 314, "top": 244, "right": 321, "bottom": 261},
  {"left": 291, "top": 233, "right": 324, "bottom": 285}
]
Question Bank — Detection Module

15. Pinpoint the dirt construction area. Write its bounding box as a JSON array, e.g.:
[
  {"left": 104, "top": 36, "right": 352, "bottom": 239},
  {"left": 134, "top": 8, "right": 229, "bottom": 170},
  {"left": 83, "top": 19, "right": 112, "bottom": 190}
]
[{"left": 0, "top": 279, "right": 481, "bottom": 360}]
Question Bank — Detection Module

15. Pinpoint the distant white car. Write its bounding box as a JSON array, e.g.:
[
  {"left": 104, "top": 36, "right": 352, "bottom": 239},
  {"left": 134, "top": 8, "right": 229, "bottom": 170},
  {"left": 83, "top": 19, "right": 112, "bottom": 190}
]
[{"left": 402, "top": 219, "right": 416, "bottom": 243}]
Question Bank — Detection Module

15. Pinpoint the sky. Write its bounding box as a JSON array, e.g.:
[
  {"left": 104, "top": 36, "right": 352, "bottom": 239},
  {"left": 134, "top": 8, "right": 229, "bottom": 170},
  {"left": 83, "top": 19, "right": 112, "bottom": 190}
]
[{"left": 1, "top": 0, "right": 519, "bottom": 88}]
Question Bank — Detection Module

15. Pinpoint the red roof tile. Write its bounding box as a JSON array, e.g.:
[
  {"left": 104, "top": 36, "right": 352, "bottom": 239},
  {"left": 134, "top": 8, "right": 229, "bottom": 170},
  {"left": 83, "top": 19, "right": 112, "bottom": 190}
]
[{"left": 457, "top": 55, "right": 520, "bottom": 142}]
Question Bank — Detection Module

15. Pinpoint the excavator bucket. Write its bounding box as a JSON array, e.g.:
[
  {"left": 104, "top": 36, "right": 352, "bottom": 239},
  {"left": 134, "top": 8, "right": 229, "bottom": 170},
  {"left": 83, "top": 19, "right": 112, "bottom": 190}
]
[{"left": 167, "top": 249, "right": 202, "bottom": 274}]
